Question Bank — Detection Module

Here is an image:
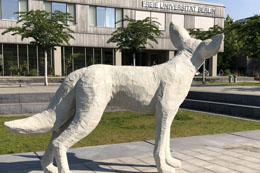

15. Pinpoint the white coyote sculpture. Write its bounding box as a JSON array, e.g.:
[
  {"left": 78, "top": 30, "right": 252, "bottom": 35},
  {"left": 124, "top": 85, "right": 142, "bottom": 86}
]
[{"left": 5, "top": 23, "right": 223, "bottom": 173}]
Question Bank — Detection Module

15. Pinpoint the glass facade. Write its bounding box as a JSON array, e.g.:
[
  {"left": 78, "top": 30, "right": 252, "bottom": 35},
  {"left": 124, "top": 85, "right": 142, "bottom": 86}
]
[
  {"left": 89, "top": 6, "right": 122, "bottom": 28},
  {"left": 0, "top": 44, "right": 55, "bottom": 76},
  {"left": 61, "top": 47, "right": 115, "bottom": 76}
]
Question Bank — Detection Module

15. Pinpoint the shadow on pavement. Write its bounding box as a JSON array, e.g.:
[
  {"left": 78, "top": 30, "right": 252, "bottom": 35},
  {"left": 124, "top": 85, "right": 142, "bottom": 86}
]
[{"left": 0, "top": 152, "right": 156, "bottom": 173}]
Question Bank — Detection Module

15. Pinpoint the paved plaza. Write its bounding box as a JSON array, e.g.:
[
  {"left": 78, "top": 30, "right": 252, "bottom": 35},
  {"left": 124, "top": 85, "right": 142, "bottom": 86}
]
[{"left": 0, "top": 130, "right": 260, "bottom": 173}]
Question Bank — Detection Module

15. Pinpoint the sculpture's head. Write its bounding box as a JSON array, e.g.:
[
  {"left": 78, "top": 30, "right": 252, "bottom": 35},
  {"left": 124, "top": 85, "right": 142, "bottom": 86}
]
[{"left": 169, "top": 22, "right": 223, "bottom": 70}]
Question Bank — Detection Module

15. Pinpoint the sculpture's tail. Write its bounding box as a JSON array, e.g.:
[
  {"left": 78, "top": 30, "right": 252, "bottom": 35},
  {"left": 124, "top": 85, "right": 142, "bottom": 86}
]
[{"left": 4, "top": 68, "right": 88, "bottom": 135}]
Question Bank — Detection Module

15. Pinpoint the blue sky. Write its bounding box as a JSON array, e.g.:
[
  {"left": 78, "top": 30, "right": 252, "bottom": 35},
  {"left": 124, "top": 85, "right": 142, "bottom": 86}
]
[{"left": 197, "top": 0, "right": 260, "bottom": 20}]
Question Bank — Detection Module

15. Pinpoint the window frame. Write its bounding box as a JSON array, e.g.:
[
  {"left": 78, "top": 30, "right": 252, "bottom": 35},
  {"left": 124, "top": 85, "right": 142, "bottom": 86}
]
[
  {"left": 44, "top": 1, "right": 76, "bottom": 24},
  {"left": 89, "top": 5, "right": 122, "bottom": 28},
  {"left": 0, "top": 0, "right": 28, "bottom": 21}
]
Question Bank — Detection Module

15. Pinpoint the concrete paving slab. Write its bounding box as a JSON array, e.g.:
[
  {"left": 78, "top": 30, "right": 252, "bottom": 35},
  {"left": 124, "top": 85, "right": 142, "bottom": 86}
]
[
  {"left": 0, "top": 152, "right": 41, "bottom": 173},
  {"left": 36, "top": 141, "right": 154, "bottom": 164},
  {"left": 231, "top": 130, "right": 260, "bottom": 141},
  {"left": 1, "top": 130, "right": 260, "bottom": 173}
]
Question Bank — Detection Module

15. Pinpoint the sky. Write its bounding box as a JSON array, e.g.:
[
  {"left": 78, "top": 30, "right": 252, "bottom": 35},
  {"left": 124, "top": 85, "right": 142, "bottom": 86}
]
[{"left": 197, "top": 0, "right": 260, "bottom": 20}]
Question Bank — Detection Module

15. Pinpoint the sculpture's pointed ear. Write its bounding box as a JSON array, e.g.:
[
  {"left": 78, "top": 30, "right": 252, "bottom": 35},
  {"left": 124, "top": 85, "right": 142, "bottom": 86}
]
[
  {"left": 169, "top": 22, "right": 191, "bottom": 50},
  {"left": 192, "top": 34, "right": 223, "bottom": 60}
]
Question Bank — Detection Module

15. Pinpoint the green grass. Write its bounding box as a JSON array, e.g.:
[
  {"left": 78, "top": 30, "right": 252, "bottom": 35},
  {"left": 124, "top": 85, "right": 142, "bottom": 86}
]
[{"left": 0, "top": 110, "right": 260, "bottom": 155}]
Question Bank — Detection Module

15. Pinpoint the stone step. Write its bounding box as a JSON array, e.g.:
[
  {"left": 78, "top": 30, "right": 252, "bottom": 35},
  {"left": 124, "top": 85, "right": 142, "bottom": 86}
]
[
  {"left": 0, "top": 102, "right": 123, "bottom": 115},
  {"left": 187, "top": 91, "right": 260, "bottom": 107},
  {"left": 0, "top": 102, "right": 48, "bottom": 115},
  {"left": 181, "top": 99, "right": 260, "bottom": 120},
  {"left": 0, "top": 93, "right": 54, "bottom": 104}
]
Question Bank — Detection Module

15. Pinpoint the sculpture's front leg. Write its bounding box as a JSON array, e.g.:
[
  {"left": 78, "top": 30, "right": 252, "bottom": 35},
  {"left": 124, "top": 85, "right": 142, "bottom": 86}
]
[{"left": 153, "top": 84, "right": 183, "bottom": 173}]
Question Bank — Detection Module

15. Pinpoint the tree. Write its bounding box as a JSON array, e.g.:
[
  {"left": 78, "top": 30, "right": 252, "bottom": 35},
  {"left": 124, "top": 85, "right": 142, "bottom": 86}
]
[
  {"left": 237, "top": 15, "right": 260, "bottom": 59},
  {"left": 217, "top": 16, "right": 243, "bottom": 74},
  {"left": 2, "top": 10, "right": 74, "bottom": 85},
  {"left": 107, "top": 16, "right": 162, "bottom": 66}
]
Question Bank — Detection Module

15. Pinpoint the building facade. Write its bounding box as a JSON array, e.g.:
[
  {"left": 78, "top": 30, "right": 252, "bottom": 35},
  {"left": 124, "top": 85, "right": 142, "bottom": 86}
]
[{"left": 0, "top": 0, "right": 224, "bottom": 76}]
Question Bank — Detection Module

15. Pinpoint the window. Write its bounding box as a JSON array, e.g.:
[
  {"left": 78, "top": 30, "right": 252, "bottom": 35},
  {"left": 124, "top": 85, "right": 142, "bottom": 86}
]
[
  {"left": 89, "top": 6, "right": 122, "bottom": 28},
  {"left": 136, "top": 10, "right": 165, "bottom": 30},
  {"left": 44, "top": 1, "right": 76, "bottom": 24},
  {"left": 52, "top": 2, "right": 66, "bottom": 13},
  {"left": 1, "top": 0, "right": 28, "bottom": 20},
  {"left": 97, "top": 7, "right": 106, "bottom": 27}
]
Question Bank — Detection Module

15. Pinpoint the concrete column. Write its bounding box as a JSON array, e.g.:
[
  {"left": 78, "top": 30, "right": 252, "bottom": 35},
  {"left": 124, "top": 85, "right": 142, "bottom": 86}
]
[
  {"left": 168, "top": 50, "right": 175, "bottom": 60},
  {"left": 54, "top": 46, "right": 62, "bottom": 76},
  {"left": 209, "top": 54, "right": 218, "bottom": 76},
  {"left": 115, "top": 50, "right": 122, "bottom": 66}
]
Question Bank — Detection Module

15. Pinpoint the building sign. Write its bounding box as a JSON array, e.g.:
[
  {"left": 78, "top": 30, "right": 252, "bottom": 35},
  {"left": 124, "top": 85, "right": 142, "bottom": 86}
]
[{"left": 142, "top": 1, "right": 216, "bottom": 14}]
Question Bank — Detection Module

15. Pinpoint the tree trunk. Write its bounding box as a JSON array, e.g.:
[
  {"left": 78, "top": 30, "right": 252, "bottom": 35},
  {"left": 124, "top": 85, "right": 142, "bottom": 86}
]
[
  {"left": 202, "top": 61, "right": 206, "bottom": 84},
  {"left": 133, "top": 52, "right": 136, "bottom": 66},
  {"left": 44, "top": 51, "right": 48, "bottom": 86}
]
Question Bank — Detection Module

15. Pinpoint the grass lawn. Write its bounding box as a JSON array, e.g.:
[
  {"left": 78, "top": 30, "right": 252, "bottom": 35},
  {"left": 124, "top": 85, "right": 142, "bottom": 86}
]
[{"left": 0, "top": 110, "right": 260, "bottom": 155}]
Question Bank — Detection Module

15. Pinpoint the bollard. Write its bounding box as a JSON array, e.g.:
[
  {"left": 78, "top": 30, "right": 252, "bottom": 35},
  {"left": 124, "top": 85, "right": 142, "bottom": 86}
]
[
  {"left": 229, "top": 75, "right": 233, "bottom": 83},
  {"left": 234, "top": 75, "right": 237, "bottom": 83}
]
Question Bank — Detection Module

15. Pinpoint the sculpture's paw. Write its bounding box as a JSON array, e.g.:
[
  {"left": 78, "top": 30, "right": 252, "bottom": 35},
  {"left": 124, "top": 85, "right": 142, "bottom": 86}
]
[
  {"left": 166, "top": 157, "right": 182, "bottom": 168},
  {"left": 42, "top": 164, "right": 58, "bottom": 173},
  {"left": 157, "top": 164, "right": 176, "bottom": 173}
]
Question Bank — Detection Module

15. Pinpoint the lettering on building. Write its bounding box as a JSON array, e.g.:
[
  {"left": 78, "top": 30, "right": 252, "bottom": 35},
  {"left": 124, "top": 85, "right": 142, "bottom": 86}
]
[{"left": 142, "top": 1, "right": 216, "bottom": 14}]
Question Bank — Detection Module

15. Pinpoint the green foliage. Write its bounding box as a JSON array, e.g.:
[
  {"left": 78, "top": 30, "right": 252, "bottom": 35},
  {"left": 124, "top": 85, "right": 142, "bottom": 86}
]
[
  {"left": 189, "top": 25, "right": 224, "bottom": 41},
  {"left": 2, "top": 10, "right": 74, "bottom": 52},
  {"left": 107, "top": 16, "right": 162, "bottom": 55},
  {"left": 237, "top": 15, "right": 260, "bottom": 59},
  {"left": 65, "top": 53, "right": 83, "bottom": 75},
  {"left": 29, "top": 69, "right": 38, "bottom": 76},
  {"left": 224, "top": 69, "right": 232, "bottom": 75}
]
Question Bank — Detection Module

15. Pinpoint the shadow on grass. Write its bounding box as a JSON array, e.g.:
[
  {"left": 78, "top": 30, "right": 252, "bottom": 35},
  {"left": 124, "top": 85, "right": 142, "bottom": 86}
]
[{"left": 0, "top": 152, "right": 156, "bottom": 173}]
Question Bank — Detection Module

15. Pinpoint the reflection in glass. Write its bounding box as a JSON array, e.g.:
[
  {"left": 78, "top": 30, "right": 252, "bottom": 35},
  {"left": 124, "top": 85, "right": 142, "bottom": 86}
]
[
  {"left": 18, "top": 0, "right": 27, "bottom": 13},
  {"left": 19, "top": 44, "right": 28, "bottom": 75},
  {"left": 2, "top": 0, "right": 18, "bottom": 20},
  {"left": 0, "top": 44, "right": 3, "bottom": 76},
  {"left": 29, "top": 45, "right": 37, "bottom": 76},
  {"left": 67, "top": 4, "right": 75, "bottom": 24},
  {"left": 116, "top": 9, "right": 123, "bottom": 28},
  {"left": 52, "top": 2, "right": 66, "bottom": 13},
  {"left": 64, "top": 47, "right": 72, "bottom": 75},
  {"left": 74, "top": 47, "right": 85, "bottom": 70},
  {"left": 44, "top": 1, "right": 52, "bottom": 13},
  {"left": 86, "top": 48, "right": 94, "bottom": 66},
  {"left": 94, "top": 48, "right": 101, "bottom": 64},
  {"left": 106, "top": 8, "right": 115, "bottom": 28},
  {"left": 103, "top": 49, "right": 113, "bottom": 65},
  {"left": 88, "top": 6, "right": 96, "bottom": 26},
  {"left": 4, "top": 44, "right": 17, "bottom": 75},
  {"left": 97, "top": 7, "right": 105, "bottom": 27},
  {"left": 38, "top": 47, "right": 45, "bottom": 76}
]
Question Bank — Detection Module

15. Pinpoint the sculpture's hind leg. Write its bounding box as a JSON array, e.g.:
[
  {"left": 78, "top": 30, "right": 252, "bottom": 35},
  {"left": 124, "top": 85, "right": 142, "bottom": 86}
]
[
  {"left": 51, "top": 79, "right": 111, "bottom": 173},
  {"left": 41, "top": 117, "right": 74, "bottom": 173}
]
